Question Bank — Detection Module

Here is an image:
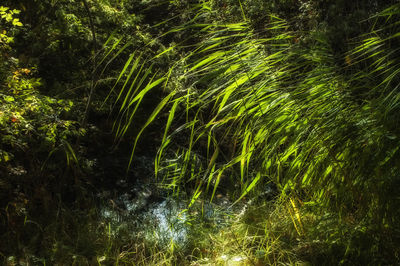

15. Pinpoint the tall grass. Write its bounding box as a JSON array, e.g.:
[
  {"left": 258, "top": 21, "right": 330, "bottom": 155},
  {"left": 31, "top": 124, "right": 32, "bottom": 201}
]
[{"left": 112, "top": 1, "right": 400, "bottom": 263}]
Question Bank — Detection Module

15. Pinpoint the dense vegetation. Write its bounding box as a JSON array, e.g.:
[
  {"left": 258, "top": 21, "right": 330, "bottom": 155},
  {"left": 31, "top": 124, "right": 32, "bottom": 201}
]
[{"left": 1, "top": 0, "right": 400, "bottom": 264}]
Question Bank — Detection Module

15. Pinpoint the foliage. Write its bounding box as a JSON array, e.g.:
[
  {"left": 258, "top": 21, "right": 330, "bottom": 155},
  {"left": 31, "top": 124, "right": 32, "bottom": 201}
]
[
  {"left": 0, "top": 1, "right": 180, "bottom": 264},
  {"left": 0, "top": 4, "right": 85, "bottom": 167},
  {"left": 0, "top": 6, "right": 22, "bottom": 46},
  {"left": 0, "top": 6, "right": 87, "bottom": 264},
  {"left": 1, "top": 0, "right": 400, "bottom": 264},
  {"left": 0, "top": 67, "right": 80, "bottom": 163},
  {"left": 113, "top": 1, "right": 400, "bottom": 264}
]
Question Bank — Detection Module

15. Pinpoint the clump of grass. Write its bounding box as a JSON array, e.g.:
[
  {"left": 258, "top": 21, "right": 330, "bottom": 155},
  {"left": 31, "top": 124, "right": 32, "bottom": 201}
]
[{"left": 112, "top": 1, "right": 400, "bottom": 264}]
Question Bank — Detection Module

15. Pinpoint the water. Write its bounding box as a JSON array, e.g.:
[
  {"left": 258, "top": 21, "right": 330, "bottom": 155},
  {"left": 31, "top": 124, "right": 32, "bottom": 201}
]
[
  {"left": 147, "top": 199, "right": 188, "bottom": 247},
  {"left": 96, "top": 154, "right": 276, "bottom": 250},
  {"left": 98, "top": 181, "right": 235, "bottom": 250}
]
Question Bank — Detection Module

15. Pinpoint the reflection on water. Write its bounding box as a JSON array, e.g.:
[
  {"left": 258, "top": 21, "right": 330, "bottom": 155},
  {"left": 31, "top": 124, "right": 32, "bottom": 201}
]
[
  {"left": 148, "top": 199, "right": 188, "bottom": 247},
  {"left": 99, "top": 186, "right": 190, "bottom": 248},
  {"left": 98, "top": 183, "right": 235, "bottom": 249}
]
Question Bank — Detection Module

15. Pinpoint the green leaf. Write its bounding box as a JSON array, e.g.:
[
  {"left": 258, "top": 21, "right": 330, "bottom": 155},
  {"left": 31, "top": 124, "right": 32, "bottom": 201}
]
[
  {"left": 13, "top": 19, "right": 23, "bottom": 27},
  {"left": 5, "top": 13, "right": 12, "bottom": 22},
  {"left": 3, "top": 95, "right": 14, "bottom": 102},
  {"left": 0, "top": 6, "right": 9, "bottom": 13}
]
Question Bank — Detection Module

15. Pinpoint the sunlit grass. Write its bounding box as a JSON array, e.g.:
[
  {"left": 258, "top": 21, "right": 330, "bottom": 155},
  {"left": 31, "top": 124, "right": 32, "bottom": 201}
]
[{"left": 108, "top": 1, "right": 400, "bottom": 264}]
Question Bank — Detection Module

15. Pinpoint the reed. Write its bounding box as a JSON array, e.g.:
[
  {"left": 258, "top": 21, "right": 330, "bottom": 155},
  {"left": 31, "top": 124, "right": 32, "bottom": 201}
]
[{"left": 110, "top": 1, "right": 400, "bottom": 263}]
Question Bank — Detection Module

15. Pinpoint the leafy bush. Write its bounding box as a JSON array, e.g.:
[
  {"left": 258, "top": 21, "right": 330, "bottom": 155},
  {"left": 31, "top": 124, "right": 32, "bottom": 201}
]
[{"left": 0, "top": 6, "right": 85, "bottom": 260}]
